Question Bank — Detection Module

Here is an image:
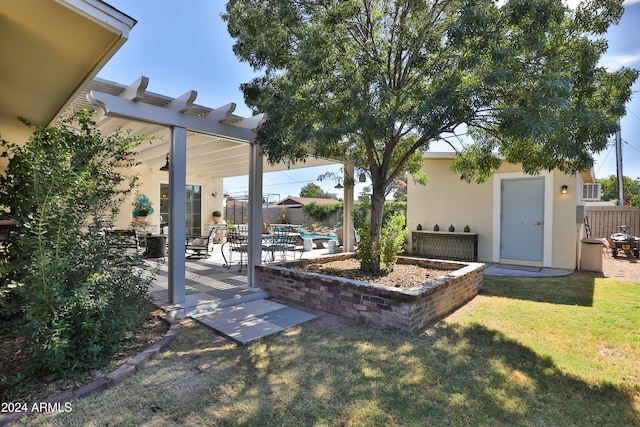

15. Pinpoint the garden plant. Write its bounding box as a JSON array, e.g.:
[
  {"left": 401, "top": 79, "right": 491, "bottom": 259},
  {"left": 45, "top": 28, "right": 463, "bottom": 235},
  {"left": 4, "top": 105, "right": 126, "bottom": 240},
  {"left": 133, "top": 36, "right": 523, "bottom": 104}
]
[{"left": 0, "top": 110, "right": 153, "bottom": 386}]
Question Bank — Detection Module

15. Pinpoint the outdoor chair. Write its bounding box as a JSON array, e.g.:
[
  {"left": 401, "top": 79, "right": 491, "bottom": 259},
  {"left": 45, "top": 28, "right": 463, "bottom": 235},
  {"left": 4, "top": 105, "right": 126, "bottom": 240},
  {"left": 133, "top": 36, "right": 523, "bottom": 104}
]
[
  {"left": 185, "top": 226, "right": 218, "bottom": 259},
  {"left": 223, "top": 231, "right": 277, "bottom": 270},
  {"left": 224, "top": 231, "right": 249, "bottom": 271},
  {"left": 268, "top": 229, "right": 303, "bottom": 261}
]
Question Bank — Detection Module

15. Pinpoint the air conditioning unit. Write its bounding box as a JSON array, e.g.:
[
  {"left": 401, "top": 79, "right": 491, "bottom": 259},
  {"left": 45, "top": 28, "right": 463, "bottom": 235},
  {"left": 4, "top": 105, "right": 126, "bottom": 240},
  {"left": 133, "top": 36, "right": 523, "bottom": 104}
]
[{"left": 582, "top": 183, "right": 602, "bottom": 201}]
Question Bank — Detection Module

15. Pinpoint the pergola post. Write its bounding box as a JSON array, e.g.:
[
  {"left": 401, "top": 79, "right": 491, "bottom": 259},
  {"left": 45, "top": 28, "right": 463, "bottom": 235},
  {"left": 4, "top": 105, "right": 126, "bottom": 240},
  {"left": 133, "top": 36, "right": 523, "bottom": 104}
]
[
  {"left": 343, "top": 163, "right": 355, "bottom": 252},
  {"left": 247, "top": 142, "right": 264, "bottom": 288},
  {"left": 167, "top": 126, "right": 187, "bottom": 303}
]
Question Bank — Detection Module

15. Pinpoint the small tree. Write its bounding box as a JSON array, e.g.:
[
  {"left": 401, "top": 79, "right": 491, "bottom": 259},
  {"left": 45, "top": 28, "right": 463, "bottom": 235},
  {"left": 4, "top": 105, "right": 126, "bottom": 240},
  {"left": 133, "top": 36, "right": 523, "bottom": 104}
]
[
  {"left": 225, "top": 0, "right": 638, "bottom": 272},
  {"left": 0, "top": 110, "right": 151, "bottom": 377}
]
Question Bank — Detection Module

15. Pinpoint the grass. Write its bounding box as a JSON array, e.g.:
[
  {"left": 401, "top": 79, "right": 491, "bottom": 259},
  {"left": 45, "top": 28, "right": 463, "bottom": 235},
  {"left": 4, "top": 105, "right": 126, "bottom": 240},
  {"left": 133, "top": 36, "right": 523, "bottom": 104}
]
[{"left": 17, "top": 274, "right": 640, "bottom": 426}]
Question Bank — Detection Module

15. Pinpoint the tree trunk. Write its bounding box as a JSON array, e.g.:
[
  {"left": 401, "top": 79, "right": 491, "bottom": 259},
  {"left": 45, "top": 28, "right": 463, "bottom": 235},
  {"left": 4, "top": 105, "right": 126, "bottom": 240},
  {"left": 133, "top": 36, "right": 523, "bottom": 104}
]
[{"left": 368, "top": 182, "right": 387, "bottom": 273}]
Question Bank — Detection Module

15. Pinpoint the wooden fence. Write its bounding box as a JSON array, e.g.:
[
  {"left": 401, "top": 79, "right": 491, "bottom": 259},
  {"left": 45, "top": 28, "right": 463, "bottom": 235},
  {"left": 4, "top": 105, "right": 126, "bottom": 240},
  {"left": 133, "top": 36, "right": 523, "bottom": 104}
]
[{"left": 584, "top": 206, "right": 640, "bottom": 239}]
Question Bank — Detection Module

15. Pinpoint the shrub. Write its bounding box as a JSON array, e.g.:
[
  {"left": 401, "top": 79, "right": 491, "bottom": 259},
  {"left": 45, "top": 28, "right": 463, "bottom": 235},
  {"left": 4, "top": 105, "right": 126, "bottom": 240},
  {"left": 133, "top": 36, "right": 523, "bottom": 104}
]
[
  {"left": 302, "top": 202, "right": 343, "bottom": 223},
  {"left": 355, "top": 204, "right": 407, "bottom": 272},
  {"left": 0, "top": 110, "right": 152, "bottom": 376},
  {"left": 356, "top": 219, "right": 377, "bottom": 272},
  {"left": 380, "top": 212, "right": 407, "bottom": 271}
]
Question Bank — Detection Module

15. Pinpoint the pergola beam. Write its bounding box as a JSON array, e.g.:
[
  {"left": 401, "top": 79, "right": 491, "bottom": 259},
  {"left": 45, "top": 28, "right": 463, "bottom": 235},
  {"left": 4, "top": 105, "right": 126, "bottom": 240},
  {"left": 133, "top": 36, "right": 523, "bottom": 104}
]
[
  {"left": 88, "top": 90, "right": 256, "bottom": 142},
  {"left": 87, "top": 76, "right": 262, "bottom": 303}
]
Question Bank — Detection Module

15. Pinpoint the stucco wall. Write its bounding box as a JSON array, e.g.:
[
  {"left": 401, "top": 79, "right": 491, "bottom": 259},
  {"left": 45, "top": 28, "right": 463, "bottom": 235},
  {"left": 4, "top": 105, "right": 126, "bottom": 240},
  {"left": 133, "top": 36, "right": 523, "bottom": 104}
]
[
  {"left": 113, "top": 165, "right": 225, "bottom": 233},
  {"left": 551, "top": 169, "right": 581, "bottom": 269},
  {"left": 407, "top": 154, "right": 581, "bottom": 270},
  {"left": 406, "top": 157, "right": 496, "bottom": 262}
]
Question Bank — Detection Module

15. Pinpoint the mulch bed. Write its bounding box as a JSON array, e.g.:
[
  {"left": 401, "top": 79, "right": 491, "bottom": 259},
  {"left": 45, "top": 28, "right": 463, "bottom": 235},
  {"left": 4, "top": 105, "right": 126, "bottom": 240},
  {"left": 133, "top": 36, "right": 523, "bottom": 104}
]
[
  {"left": 296, "top": 258, "right": 451, "bottom": 288},
  {"left": 0, "top": 303, "right": 169, "bottom": 403}
]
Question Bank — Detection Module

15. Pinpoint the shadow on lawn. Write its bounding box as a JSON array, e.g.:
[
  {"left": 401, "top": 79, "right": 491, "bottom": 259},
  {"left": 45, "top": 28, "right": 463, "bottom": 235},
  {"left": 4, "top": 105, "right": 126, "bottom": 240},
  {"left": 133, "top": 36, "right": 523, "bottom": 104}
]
[
  {"left": 481, "top": 275, "right": 596, "bottom": 307},
  {"left": 195, "top": 321, "right": 639, "bottom": 426},
  {"left": 21, "top": 318, "right": 639, "bottom": 426}
]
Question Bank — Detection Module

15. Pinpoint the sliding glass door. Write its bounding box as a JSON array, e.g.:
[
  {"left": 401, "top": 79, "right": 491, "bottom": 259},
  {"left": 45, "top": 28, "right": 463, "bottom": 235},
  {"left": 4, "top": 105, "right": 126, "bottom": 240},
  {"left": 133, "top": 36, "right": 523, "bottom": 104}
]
[{"left": 160, "top": 184, "right": 202, "bottom": 236}]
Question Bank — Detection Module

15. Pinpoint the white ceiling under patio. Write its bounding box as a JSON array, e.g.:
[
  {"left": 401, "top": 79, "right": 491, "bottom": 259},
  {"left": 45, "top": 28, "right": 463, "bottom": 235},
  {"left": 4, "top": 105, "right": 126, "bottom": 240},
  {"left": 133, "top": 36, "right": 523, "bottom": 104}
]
[{"left": 71, "top": 78, "right": 341, "bottom": 179}]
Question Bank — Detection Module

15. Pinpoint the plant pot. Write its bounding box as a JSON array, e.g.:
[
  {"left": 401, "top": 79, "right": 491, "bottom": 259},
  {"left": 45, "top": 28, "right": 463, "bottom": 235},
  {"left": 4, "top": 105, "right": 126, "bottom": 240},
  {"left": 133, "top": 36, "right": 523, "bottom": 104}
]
[{"left": 133, "top": 216, "right": 147, "bottom": 226}]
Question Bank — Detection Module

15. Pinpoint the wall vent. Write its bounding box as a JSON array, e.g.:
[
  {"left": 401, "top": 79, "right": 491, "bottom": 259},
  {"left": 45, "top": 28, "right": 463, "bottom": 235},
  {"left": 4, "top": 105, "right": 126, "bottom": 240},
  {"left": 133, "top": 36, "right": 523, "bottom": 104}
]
[{"left": 582, "top": 183, "right": 602, "bottom": 201}]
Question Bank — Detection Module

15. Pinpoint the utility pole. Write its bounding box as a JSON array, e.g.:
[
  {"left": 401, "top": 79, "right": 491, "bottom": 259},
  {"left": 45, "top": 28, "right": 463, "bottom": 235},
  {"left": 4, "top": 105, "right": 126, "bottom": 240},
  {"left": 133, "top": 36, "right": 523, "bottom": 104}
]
[{"left": 615, "top": 119, "right": 624, "bottom": 206}]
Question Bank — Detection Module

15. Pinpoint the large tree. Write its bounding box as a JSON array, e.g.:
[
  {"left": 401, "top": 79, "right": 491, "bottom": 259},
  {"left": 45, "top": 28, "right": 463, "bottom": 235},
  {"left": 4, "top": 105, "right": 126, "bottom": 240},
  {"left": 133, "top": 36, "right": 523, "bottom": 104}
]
[
  {"left": 224, "top": 0, "right": 637, "bottom": 272},
  {"left": 300, "top": 182, "right": 337, "bottom": 199},
  {"left": 597, "top": 174, "right": 640, "bottom": 204}
]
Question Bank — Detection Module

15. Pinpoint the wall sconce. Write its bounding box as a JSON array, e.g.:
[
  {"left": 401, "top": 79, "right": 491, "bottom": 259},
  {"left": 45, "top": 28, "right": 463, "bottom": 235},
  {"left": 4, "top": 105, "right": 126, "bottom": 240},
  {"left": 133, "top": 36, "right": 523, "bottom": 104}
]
[
  {"left": 359, "top": 173, "right": 367, "bottom": 183},
  {"left": 211, "top": 191, "right": 218, "bottom": 198},
  {"left": 561, "top": 185, "right": 568, "bottom": 194},
  {"left": 159, "top": 153, "right": 170, "bottom": 172}
]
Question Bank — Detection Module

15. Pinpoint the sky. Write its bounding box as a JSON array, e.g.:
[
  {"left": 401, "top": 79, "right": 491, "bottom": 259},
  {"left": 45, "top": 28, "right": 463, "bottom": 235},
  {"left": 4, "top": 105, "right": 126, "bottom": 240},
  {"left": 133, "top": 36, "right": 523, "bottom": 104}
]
[{"left": 97, "top": 0, "right": 640, "bottom": 200}]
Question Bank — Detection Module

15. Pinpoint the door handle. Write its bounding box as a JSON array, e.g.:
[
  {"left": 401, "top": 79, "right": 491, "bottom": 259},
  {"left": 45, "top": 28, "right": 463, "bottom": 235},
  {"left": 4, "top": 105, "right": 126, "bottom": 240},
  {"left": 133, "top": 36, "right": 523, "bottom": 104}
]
[{"left": 534, "top": 222, "right": 542, "bottom": 226}]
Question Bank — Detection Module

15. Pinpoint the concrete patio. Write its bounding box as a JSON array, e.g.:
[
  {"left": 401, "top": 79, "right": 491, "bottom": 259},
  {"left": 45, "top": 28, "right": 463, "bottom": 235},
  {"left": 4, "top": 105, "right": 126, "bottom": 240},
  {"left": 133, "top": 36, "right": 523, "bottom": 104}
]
[{"left": 142, "top": 242, "right": 331, "bottom": 345}]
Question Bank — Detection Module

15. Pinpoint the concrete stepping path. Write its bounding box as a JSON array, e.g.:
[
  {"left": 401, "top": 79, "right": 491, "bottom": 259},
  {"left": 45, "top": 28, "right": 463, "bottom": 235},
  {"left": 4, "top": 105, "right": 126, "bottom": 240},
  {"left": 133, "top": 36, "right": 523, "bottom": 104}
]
[{"left": 143, "top": 258, "right": 318, "bottom": 344}]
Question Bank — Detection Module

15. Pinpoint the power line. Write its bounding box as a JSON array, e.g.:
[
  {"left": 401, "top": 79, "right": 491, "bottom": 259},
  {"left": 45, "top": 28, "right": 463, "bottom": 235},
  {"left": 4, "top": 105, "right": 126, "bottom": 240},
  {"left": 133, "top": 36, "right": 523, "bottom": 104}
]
[
  {"left": 627, "top": 108, "right": 640, "bottom": 122},
  {"left": 595, "top": 143, "right": 614, "bottom": 176},
  {"left": 622, "top": 138, "right": 640, "bottom": 155}
]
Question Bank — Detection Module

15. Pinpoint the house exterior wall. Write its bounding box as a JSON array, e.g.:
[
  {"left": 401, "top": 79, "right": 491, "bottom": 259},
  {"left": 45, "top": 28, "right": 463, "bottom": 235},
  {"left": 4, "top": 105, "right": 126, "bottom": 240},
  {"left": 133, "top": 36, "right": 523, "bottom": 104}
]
[
  {"left": 407, "top": 154, "right": 581, "bottom": 270},
  {"left": 113, "top": 166, "right": 225, "bottom": 233},
  {"left": 406, "top": 157, "right": 496, "bottom": 262}
]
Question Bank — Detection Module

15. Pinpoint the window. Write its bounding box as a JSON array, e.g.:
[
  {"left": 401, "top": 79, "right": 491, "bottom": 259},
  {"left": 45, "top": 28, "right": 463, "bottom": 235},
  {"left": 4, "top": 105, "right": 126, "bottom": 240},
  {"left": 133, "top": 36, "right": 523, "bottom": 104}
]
[{"left": 160, "top": 184, "right": 202, "bottom": 236}]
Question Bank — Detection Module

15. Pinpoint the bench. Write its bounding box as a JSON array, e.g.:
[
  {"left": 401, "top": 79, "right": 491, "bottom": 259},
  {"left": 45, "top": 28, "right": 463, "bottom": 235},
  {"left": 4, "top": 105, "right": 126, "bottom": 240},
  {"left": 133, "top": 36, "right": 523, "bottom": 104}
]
[{"left": 104, "top": 229, "right": 143, "bottom": 258}]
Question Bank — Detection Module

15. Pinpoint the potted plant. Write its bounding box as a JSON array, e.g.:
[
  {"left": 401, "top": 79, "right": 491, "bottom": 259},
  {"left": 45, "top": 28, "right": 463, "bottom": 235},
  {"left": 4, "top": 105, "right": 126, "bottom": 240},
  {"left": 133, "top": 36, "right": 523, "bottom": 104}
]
[
  {"left": 212, "top": 210, "right": 222, "bottom": 224},
  {"left": 133, "top": 194, "right": 154, "bottom": 219}
]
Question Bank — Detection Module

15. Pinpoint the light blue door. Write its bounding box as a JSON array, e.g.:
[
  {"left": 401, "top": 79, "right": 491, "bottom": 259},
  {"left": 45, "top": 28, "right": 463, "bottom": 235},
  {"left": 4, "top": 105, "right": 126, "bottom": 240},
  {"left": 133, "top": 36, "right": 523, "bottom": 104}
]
[{"left": 500, "top": 178, "right": 544, "bottom": 261}]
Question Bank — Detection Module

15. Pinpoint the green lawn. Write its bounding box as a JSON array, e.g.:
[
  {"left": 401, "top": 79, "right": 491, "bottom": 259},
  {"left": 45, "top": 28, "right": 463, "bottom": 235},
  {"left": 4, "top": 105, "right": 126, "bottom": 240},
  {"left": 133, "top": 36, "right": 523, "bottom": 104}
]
[{"left": 20, "top": 275, "right": 640, "bottom": 426}]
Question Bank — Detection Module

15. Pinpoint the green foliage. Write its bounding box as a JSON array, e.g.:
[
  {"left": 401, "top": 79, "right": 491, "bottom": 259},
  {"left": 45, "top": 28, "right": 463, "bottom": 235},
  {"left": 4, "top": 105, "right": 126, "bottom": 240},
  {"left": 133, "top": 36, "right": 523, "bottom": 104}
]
[
  {"left": 299, "top": 182, "right": 336, "bottom": 199},
  {"left": 380, "top": 212, "right": 407, "bottom": 271},
  {"left": 596, "top": 175, "right": 640, "bottom": 203},
  {"left": 302, "top": 202, "right": 343, "bottom": 223},
  {"left": 353, "top": 200, "right": 406, "bottom": 231},
  {"left": 225, "top": 0, "right": 638, "bottom": 271},
  {"left": 356, "top": 219, "right": 376, "bottom": 273},
  {"left": 133, "top": 194, "right": 154, "bottom": 217},
  {"left": 355, "top": 201, "right": 407, "bottom": 272},
  {"left": 0, "top": 110, "right": 152, "bottom": 377}
]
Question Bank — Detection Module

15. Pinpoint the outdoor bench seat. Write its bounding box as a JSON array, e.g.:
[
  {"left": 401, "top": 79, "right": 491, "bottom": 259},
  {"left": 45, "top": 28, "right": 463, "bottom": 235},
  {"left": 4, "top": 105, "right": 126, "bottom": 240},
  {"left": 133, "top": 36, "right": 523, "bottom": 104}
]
[{"left": 104, "top": 229, "right": 143, "bottom": 258}]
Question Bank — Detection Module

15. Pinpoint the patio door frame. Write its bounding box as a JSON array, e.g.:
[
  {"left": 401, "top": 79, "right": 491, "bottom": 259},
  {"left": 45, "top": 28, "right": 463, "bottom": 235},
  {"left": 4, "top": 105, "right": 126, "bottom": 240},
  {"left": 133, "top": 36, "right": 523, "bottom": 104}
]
[{"left": 160, "top": 182, "right": 203, "bottom": 237}]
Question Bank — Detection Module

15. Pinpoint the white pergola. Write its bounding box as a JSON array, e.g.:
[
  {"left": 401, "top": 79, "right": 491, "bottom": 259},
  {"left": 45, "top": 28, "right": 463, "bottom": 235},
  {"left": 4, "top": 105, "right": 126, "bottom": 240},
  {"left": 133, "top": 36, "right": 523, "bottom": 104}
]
[{"left": 85, "top": 77, "right": 355, "bottom": 304}]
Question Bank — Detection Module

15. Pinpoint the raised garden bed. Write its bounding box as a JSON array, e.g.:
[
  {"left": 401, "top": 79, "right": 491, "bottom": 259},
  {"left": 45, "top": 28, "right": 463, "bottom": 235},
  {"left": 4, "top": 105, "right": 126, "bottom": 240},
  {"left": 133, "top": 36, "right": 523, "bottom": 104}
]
[{"left": 256, "top": 253, "right": 484, "bottom": 334}]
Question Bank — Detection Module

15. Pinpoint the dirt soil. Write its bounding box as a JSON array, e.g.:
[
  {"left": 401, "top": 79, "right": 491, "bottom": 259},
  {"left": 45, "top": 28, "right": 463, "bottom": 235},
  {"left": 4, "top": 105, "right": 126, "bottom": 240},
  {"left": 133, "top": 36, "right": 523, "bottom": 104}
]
[
  {"left": 599, "top": 252, "right": 640, "bottom": 283},
  {"left": 298, "top": 257, "right": 452, "bottom": 288},
  {"left": 300, "top": 253, "right": 640, "bottom": 288},
  {"left": 0, "top": 304, "right": 169, "bottom": 403}
]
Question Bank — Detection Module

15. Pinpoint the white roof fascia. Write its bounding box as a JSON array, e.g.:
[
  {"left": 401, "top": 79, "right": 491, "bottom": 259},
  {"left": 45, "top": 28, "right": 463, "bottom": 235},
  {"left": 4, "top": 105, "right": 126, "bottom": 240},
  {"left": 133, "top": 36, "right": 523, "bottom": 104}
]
[
  {"left": 50, "top": 0, "right": 136, "bottom": 126},
  {"left": 55, "top": 0, "right": 137, "bottom": 37}
]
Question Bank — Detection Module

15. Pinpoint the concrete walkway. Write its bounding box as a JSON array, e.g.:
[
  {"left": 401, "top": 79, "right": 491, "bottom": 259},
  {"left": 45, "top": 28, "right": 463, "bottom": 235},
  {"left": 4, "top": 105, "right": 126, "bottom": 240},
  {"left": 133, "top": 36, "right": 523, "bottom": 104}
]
[
  {"left": 143, "top": 243, "right": 324, "bottom": 345},
  {"left": 483, "top": 263, "right": 574, "bottom": 277}
]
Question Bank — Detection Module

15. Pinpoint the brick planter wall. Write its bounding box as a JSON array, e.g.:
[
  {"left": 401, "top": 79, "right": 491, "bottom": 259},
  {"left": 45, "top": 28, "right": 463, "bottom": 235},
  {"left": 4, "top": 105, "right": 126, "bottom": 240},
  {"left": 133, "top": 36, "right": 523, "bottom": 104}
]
[{"left": 256, "top": 254, "right": 484, "bottom": 334}]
